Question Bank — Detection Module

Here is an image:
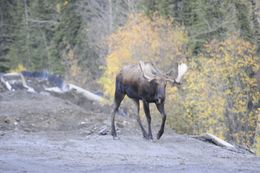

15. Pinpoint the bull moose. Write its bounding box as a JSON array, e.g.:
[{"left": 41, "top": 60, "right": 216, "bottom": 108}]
[{"left": 111, "top": 61, "right": 187, "bottom": 140}]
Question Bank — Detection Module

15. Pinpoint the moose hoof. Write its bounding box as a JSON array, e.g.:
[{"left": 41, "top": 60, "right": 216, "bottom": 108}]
[
  {"left": 143, "top": 135, "right": 153, "bottom": 140},
  {"left": 156, "top": 134, "right": 161, "bottom": 140},
  {"left": 113, "top": 136, "right": 120, "bottom": 140},
  {"left": 146, "top": 133, "right": 153, "bottom": 140},
  {"left": 111, "top": 131, "right": 118, "bottom": 139},
  {"left": 157, "top": 131, "right": 164, "bottom": 140},
  {"left": 142, "top": 131, "right": 149, "bottom": 139},
  {"left": 143, "top": 135, "right": 148, "bottom": 140}
]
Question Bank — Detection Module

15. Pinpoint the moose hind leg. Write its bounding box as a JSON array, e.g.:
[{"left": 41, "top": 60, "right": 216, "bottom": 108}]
[
  {"left": 111, "top": 92, "right": 125, "bottom": 138},
  {"left": 133, "top": 99, "right": 148, "bottom": 139},
  {"left": 156, "top": 103, "right": 166, "bottom": 140}
]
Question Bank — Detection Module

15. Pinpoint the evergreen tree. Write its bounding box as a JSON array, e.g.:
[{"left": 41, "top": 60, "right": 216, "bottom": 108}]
[
  {"left": 141, "top": 0, "right": 255, "bottom": 54},
  {"left": 6, "top": 0, "right": 61, "bottom": 72},
  {"left": 0, "top": 0, "right": 16, "bottom": 72}
]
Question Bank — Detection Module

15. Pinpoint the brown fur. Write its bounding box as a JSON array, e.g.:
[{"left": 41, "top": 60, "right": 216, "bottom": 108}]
[
  {"left": 120, "top": 65, "right": 142, "bottom": 84},
  {"left": 119, "top": 63, "right": 159, "bottom": 85}
]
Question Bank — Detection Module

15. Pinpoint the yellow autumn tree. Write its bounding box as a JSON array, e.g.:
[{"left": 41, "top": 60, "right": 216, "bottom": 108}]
[
  {"left": 99, "top": 13, "right": 188, "bottom": 98},
  {"left": 169, "top": 35, "right": 259, "bottom": 148},
  {"left": 9, "top": 64, "right": 26, "bottom": 73}
]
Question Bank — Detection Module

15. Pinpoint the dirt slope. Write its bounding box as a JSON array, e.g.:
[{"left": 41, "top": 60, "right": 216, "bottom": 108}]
[{"left": 0, "top": 91, "right": 260, "bottom": 173}]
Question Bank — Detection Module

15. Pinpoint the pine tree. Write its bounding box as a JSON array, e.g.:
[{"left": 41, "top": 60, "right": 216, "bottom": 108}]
[{"left": 0, "top": 0, "right": 16, "bottom": 72}]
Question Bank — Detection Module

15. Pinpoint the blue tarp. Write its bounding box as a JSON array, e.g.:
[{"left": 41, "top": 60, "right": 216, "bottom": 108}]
[{"left": 21, "top": 71, "right": 65, "bottom": 89}]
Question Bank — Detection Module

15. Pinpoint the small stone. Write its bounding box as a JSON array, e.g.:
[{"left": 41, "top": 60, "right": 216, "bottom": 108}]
[{"left": 99, "top": 127, "right": 108, "bottom": 135}]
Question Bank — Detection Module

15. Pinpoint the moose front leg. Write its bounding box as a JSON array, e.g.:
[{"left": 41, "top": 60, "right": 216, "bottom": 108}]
[
  {"left": 133, "top": 99, "right": 148, "bottom": 139},
  {"left": 156, "top": 103, "right": 166, "bottom": 140},
  {"left": 143, "top": 101, "right": 153, "bottom": 140}
]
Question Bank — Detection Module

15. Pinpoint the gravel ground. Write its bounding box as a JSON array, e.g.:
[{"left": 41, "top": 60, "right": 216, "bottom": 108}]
[{"left": 0, "top": 91, "right": 260, "bottom": 173}]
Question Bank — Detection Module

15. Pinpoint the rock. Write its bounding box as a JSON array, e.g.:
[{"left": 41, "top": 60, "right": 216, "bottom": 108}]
[{"left": 99, "top": 126, "right": 108, "bottom": 135}]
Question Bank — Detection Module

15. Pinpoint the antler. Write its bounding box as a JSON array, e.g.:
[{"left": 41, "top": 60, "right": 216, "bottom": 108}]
[
  {"left": 175, "top": 63, "right": 188, "bottom": 83},
  {"left": 163, "top": 63, "right": 188, "bottom": 84},
  {"left": 139, "top": 61, "right": 188, "bottom": 84},
  {"left": 139, "top": 61, "right": 155, "bottom": 82}
]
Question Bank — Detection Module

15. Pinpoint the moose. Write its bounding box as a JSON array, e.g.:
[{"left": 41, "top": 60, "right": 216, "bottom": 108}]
[{"left": 111, "top": 61, "right": 187, "bottom": 140}]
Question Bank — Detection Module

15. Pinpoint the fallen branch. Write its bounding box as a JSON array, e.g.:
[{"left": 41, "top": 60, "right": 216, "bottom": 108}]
[
  {"left": 0, "top": 73, "right": 35, "bottom": 92},
  {"left": 67, "top": 84, "right": 108, "bottom": 104},
  {"left": 45, "top": 87, "right": 64, "bottom": 93},
  {"left": 0, "top": 76, "right": 12, "bottom": 90},
  {"left": 196, "top": 133, "right": 235, "bottom": 150}
]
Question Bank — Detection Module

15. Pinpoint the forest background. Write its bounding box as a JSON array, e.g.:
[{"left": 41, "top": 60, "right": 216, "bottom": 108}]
[{"left": 0, "top": 0, "right": 260, "bottom": 154}]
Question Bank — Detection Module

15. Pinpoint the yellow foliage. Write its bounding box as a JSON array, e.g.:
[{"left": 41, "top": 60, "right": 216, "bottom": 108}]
[
  {"left": 56, "top": 0, "right": 69, "bottom": 13},
  {"left": 64, "top": 0, "right": 68, "bottom": 6},
  {"left": 56, "top": 3, "right": 61, "bottom": 13},
  {"left": 170, "top": 35, "right": 259, "bottom": 148},
  {"left": 9, "top": 64, "right": 26, "bottom": 73},
  {"left": 100, "top": 13, "right": 259, "bottom": 152},
  {"left": 100, "top": 13, "right": 188, "bottom": 98}
]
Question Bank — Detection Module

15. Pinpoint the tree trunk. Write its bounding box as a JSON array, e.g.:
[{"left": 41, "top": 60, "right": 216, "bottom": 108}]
[
  {"left": 23, "top": 0, "right": 31, "bottom": 67},
  {"left": 251, "top": 0, "right": 260, "bottom": 54}
]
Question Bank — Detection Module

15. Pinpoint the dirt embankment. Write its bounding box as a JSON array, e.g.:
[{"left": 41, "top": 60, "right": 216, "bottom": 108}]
[{"left": 0, "top": 91, "right": 260, "bottom": 173}]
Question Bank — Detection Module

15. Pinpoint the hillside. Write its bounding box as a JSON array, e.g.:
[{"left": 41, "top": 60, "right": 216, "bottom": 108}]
[{"left": 0, "top": 90, "right": 259, "bottom": 173}]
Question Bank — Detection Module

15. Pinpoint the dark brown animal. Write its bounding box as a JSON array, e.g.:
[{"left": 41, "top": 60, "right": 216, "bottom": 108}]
[{"left": 111, "top": 61, "right": 187, "bottom": 140}]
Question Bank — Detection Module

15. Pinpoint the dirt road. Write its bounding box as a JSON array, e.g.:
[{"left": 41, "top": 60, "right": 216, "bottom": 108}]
[
  {"left": 0, "top": 91, "right": 260, "bottom": 173},
  {"left": 1, "top": 131, "right": 260, "bottom": 173}
]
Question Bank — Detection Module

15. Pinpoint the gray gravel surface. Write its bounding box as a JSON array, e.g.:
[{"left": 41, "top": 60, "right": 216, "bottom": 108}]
[{"left": 0, "top": 91, "right": 260, "bottom": 173}]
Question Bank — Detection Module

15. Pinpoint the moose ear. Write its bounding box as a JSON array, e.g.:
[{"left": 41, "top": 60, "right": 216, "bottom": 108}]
[{"left": 149, "top": 78, "right": 157, "bottom": 84}]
